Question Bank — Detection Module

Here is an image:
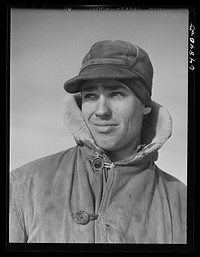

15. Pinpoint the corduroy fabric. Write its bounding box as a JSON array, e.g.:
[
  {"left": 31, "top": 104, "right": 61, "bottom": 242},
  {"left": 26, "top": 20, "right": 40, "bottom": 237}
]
[{"left": 64, "top": 40, "right": 153, "bottom": 106}]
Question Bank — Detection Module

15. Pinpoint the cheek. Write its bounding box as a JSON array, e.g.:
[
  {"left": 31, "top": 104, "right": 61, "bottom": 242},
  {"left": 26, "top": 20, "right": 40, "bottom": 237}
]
[
  {"left": 117, "top": 102, "right": 143, "bottom": 133},
  {"left": 82, "top": 103, "right": 92, "bottom": 121}
]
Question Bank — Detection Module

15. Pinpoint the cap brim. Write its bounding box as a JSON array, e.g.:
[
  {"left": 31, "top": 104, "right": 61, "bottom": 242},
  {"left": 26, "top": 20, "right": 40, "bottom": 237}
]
[{"left": 64, "top": 66, "right": 139, "bottom": 93}]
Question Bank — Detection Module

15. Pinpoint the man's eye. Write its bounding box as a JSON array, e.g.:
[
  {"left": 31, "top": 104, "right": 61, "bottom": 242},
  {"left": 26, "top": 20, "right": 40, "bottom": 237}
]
[
  {"left": 110, "top": 92, "right": 125, "bottom": 98},
  {"left": 83, "top": 93, "right": 98, "bottom": 100}
]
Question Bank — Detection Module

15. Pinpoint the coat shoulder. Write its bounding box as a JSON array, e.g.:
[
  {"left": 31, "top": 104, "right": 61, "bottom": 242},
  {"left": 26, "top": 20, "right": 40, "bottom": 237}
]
[
  {"left": 155, "top": 165, "right": 186, "bottom": 188},
  {"left": 155, "top": 165, "right": 187, "bottom": 209},
  {"left": 10, "top": 146, "right": 78, "bottom": 185}
]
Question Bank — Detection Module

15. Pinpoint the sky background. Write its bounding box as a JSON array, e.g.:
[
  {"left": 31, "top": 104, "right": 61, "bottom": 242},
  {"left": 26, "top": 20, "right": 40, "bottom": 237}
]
[{"left": 10, "top": 8, "right": 188, "bottom": 184}]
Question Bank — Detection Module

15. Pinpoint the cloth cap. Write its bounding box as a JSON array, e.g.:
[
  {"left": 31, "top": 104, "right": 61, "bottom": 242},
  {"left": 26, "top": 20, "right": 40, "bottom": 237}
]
[{"left": 64, "top": 40, "right": 153, "bottom": 106}]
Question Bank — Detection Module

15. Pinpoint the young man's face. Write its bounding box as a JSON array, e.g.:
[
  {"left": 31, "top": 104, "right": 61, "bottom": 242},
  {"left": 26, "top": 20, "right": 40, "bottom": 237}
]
[{"left": 81, "top": 79, "right": 145, "bottom": 153}]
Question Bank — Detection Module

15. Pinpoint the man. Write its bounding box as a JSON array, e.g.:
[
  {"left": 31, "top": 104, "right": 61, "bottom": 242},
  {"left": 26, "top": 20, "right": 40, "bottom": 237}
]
[{"left": 9, "top": 40, "right": 186, "bottom": 243}]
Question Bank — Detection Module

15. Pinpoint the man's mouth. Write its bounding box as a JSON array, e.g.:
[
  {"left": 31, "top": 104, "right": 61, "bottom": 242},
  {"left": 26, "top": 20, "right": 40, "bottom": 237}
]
[{"left": 91, "top": 123, "right": 118, "bottom": 133}]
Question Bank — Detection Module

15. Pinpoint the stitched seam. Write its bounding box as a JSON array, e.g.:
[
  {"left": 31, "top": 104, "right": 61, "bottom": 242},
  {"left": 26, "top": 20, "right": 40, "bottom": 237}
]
[
  {"left": 156, "top": 168, "right": 174, "bottom": 243},
  {"left": 98, "top": 170, "right": 115, "bottom": 214}
]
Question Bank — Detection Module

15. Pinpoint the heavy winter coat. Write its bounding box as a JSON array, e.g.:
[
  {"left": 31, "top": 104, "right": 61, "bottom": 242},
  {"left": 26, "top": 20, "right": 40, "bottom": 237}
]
[{"left": 9, "top": 93, "right": 187, "bottom": 243}]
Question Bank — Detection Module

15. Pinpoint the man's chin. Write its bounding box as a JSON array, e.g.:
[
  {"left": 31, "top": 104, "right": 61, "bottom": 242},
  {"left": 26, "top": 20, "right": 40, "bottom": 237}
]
[
  {"left": 92, "top": 133, "right": 121, "bottom": 152},
  {"left": 95, "top": 140, "right": 119, "bottom": 152}
]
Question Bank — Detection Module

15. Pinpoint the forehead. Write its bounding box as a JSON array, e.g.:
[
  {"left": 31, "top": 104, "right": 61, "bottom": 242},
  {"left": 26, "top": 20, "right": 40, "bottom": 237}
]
[{"left": 81, "top": 80, "right": 131, "bottom": 92}]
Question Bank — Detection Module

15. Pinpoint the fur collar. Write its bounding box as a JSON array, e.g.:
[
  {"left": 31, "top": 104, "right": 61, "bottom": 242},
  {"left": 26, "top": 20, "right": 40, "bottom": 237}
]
[{"left": 63, "top": 93, "right": 172, "bottom": 166}]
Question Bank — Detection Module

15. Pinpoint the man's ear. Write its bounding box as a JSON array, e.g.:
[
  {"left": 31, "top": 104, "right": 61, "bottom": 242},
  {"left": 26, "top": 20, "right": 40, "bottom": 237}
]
[{"left": 143, "top": 106, "right": 152, "bottom": 115}]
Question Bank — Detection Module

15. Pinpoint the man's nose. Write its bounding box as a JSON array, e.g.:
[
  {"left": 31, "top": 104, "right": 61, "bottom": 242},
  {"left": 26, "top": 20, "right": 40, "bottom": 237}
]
[{"left": 95, "top": 96, "right": 111, "bottom": 119}]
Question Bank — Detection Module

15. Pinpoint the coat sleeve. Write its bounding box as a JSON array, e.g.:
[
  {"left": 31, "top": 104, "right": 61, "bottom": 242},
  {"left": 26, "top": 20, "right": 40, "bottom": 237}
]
[{"left": 9, "top": 170, "right": 28, "bottom": 243}]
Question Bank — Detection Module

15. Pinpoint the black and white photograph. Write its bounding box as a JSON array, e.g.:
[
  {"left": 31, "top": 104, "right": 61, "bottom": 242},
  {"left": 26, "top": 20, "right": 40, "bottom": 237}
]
[{"left": 7, "top": 5, "right": 195, "bottom": 252}]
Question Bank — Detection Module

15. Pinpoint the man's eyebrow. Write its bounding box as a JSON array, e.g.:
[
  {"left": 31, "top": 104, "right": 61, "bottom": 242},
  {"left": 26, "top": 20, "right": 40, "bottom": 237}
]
[{"left": 81, "top": 83, "right": 129, "bottom": 92}]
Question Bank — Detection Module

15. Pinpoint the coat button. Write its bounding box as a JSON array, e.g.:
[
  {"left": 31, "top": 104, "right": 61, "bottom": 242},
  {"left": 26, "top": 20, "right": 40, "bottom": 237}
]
[
  {"left": 73, "top": 211, "right": 98, "bottom": 225},
  {"left": 91, "top": 157, "right": 104, "bottom": 171}
]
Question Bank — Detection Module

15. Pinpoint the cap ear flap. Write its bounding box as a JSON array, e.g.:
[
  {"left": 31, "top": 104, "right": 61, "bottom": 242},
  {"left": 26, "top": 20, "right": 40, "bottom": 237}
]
[{"left": 143, "top": 106, "right": 152, "bottom": 115}]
